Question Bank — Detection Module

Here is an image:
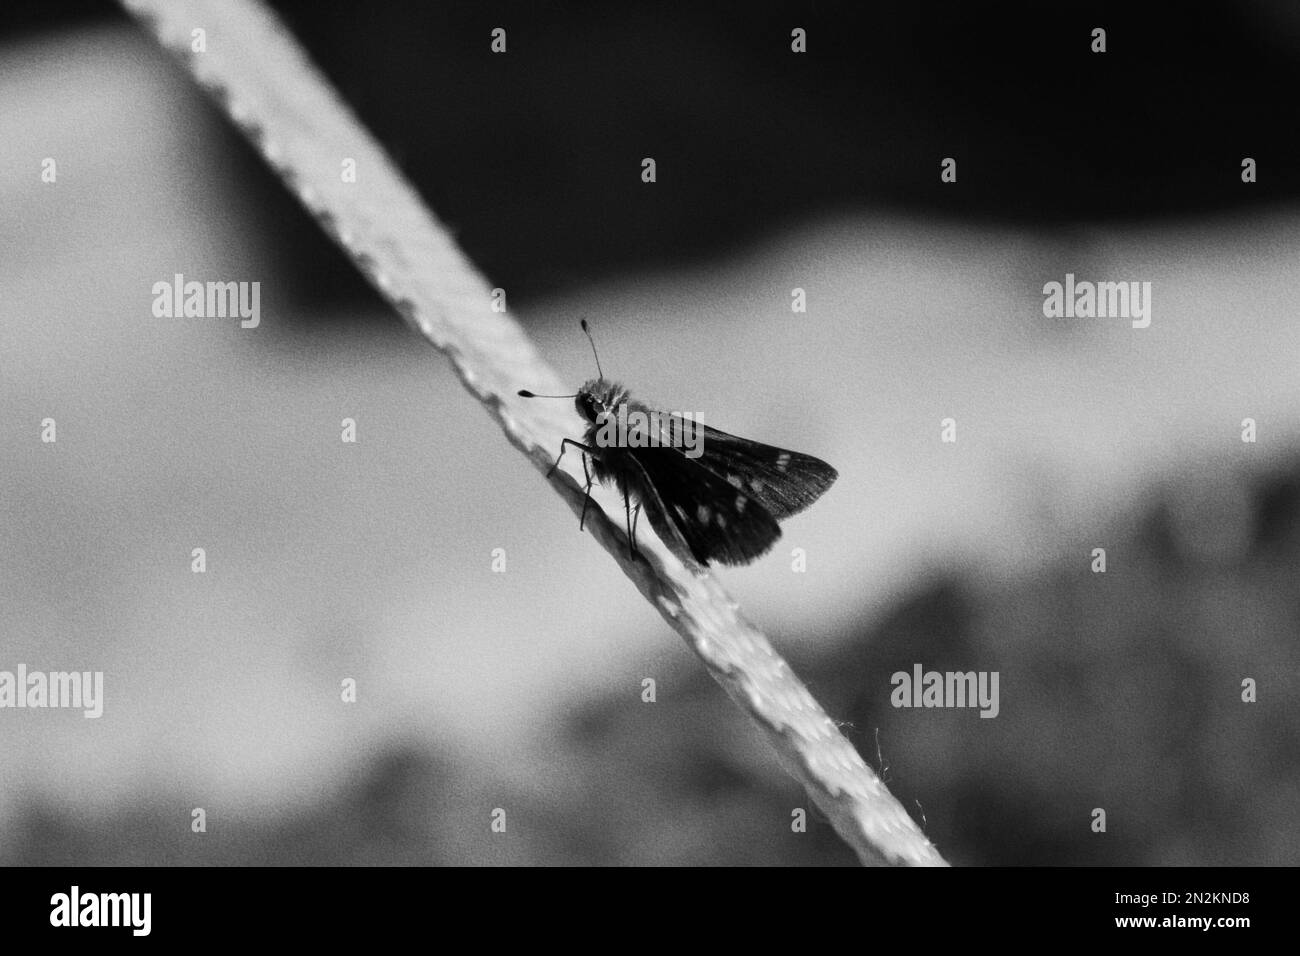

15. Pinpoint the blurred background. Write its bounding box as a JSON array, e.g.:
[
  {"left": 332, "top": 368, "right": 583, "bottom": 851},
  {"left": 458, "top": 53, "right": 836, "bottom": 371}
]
[{"left": 1, "top": 0, "right": 1297, "bottom": 865}]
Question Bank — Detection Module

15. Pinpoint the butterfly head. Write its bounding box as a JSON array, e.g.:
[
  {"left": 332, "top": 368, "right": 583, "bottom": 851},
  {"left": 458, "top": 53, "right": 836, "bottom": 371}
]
[
  {"left": 518, "top": 321, "right": 629, "bottom": 425},
  {"left": 576, "top": 379, "right": 625, "bottom": 424}
]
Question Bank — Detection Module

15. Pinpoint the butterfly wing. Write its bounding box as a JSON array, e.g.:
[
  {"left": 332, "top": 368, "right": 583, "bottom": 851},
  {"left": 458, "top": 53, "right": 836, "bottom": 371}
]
[
  {"left": 623, "top": 445, "right": 783, "bottom": 566},
  {"left": 677, "top": 418, "right": 838, "bottom": 519}
]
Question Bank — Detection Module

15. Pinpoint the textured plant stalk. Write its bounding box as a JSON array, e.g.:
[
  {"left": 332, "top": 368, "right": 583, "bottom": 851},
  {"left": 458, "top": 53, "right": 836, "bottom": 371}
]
[{"left": 119, "top": 0, "right": 947, "bottom": 866}]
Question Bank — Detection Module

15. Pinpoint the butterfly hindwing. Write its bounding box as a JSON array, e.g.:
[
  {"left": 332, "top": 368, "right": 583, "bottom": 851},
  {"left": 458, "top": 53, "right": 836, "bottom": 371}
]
[{"left": 622, "top": 445, "right": 783, "bottom": 566}]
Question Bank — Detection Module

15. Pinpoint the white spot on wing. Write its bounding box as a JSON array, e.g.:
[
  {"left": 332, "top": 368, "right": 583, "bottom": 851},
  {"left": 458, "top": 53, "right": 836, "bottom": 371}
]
[
  {"left": 776, "top": 452, "right": 791, "bottom": 472},
  {"left": 696, "top": 504, "right": 710, "bottom": 523},
  {"left": 736, "top": 495, "right": 748, "bottom": 514}
]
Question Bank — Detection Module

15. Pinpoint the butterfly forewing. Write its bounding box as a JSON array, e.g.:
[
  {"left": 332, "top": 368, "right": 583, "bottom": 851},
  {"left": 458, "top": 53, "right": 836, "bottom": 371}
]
[{"left": 664, "top": 417, "right": 838, "bottom": 519}]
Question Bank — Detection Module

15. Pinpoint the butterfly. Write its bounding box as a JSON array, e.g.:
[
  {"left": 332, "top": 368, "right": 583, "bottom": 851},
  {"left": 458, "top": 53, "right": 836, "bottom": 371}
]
[{"left": 520, "top": 321, "right": 838, "bottom": 566}]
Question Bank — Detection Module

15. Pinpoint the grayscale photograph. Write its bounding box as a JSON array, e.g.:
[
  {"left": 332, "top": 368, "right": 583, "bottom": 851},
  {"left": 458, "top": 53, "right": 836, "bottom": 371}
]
[{"left": 0, "top": 0, "right": 1294, "bottom": 924}]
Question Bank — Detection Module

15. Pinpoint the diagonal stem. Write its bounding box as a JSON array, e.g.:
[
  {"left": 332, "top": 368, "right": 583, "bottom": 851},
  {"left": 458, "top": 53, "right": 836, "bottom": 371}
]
[{"left": 118, "top": 0, "right": 948, "bottom": 866}]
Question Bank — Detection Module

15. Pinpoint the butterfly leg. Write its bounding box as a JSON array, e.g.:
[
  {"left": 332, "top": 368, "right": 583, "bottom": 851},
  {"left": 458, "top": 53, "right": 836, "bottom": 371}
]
[
  {"left": 623, "top": 489, "right": 640, "bottom": 561},
  {"left": 578, "top": 450, "right": 595, "bottom": 530},
  {"left": 631, "top": 502, "right": 642, "bottom": 552},
  {"left": 547, "top": 438, "right": 596, "bottom": 478},
  {"left": 547, "top": 439, "right": 601, "bottom": 533}
]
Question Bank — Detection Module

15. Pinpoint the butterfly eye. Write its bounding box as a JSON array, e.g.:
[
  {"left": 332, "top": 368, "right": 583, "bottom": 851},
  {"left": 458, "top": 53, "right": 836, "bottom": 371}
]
[{"left": 575, "top": 394, "right": 598, "bottom": 422}]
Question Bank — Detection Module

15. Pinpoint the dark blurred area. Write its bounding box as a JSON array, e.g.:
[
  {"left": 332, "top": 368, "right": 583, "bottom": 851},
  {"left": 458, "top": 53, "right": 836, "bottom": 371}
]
[{"left": 6, "top": 0, "right": 1300, "bottom": 309}]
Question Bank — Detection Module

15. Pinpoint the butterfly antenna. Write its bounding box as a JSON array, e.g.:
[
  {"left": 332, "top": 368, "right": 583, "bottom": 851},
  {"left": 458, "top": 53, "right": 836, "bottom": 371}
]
[
  {"left": 518, "top": 390, "right": 578, "bottom": 399},
  {"left": 581, "top": 319, "right": 604, "bottom": 379}
]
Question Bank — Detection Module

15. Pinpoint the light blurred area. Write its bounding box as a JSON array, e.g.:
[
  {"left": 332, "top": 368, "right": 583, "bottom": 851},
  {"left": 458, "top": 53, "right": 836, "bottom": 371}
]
[{"left": 1, "top": 12, "right": 1297, "bottom": 866}]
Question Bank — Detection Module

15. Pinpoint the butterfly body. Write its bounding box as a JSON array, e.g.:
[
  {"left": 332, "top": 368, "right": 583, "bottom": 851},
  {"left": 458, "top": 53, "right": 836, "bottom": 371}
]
[{"left": 521, "top": 322, "right": 838, "bottom": 568}]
